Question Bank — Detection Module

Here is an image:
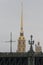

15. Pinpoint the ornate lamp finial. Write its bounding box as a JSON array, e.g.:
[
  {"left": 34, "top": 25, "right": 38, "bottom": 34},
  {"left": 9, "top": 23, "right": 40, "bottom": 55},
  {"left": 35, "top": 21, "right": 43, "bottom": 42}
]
[{"left": 28, "top": 35, "right": 34, "bottom": 51}]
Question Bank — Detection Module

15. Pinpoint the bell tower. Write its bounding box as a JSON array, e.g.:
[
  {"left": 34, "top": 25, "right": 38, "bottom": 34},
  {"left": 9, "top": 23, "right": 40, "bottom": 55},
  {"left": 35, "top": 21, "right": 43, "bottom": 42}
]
[{"left": 17, "top": 1, "right": 26, "bottom": 52}]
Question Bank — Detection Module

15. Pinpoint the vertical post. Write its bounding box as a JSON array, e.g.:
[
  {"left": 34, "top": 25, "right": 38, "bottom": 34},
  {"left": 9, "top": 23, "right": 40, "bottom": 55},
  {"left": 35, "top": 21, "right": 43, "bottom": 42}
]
[
  {"left": 28, "top": 56, "right": 34, "bottom": 65},
  {"left": 28, "top": 58, "right": 30, "bottom": 65},
  {"left": 28, "top": 35, "right": 35, "bottom": 65},
  {"left": 10, "top": 32, "right": 12, "bottom": 52}
]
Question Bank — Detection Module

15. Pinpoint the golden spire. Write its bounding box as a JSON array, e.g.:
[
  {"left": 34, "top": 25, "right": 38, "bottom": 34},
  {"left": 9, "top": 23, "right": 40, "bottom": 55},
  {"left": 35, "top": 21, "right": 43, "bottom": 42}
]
[{"left": 20, "top": 1, "right": 23, "bottom": 34}]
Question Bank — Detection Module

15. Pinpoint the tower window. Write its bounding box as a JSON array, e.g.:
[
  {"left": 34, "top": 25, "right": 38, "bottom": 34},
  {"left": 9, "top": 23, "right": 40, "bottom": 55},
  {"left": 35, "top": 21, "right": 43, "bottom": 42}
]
[
  {"left": 23, "top": 48, "right": 25, "bottom": 51},
  {"left": 23, "top": 37, "right": 24, "bottom": 39},
  {"left": 20, "top": 33, "right": 23, "bottom": 36},
  {"left": 23, "top": 41, "right": 24, "bottom": 44}
]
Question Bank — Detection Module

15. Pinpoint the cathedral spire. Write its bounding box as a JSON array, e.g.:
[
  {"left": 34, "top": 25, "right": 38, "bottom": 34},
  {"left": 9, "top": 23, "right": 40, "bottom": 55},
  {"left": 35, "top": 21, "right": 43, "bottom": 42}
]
[
  {"left": 17, "top": 0, "right": 26, "bottom": 52},
  {"left": 20, "top": 1, "right": 24, "bottom": 35}
]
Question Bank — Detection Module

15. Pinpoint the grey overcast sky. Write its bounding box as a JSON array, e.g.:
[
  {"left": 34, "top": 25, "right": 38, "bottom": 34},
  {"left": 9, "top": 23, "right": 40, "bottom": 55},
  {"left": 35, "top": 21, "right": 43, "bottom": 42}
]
[{"left": 0, "top": 0, "right": 43, "bottom": 52}]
